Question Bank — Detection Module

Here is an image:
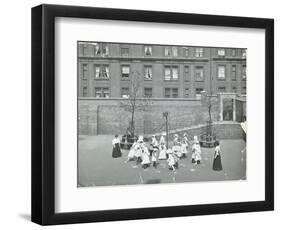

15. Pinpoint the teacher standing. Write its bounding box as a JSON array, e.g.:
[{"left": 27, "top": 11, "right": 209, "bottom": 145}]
[{"left": 112, "top": 134, "right": 122, "bottom": 158}]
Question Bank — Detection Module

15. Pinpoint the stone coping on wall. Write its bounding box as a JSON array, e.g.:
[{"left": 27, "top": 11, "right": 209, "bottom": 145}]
[{"left": 144, "top": 120, "right": 244, "bottom": 140}]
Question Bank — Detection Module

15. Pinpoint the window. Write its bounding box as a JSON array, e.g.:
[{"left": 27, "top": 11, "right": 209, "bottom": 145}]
[
  {"left": 172, "top": 47, "right": 178, "bottom": 56},
  {"left": 121, "top": 47, "right": 129, "bottom": 57},
  {"left": 195, "top": 66, "right": 204, "bottom": 81},
  {"left": 195, "top": 88, "right": 203, "bottom": 99},
  {"left": 232, "top": 65, "right": 237, "bottom": 81},
  {"left": 121, "top": 65, "right": 130, "bottom": 79},
  {"left": 184, "top": 66, "right": 190, "bottom": 81},
  {"left": 95, "top": 87, "right": 110, "bottom": 98},
  {"left": 82, "top": 63, "right": 88, "bottom": 79},
  {"left": 218, "top": 87, "right": 226, "bottom": 93},
  {"left": 218, "top": 49, "right": 225, "bottom": 57},
  {"left": 164, "top": 66, "right": 178, "bottom": 80},
  {"left": 82, "top": 86, "right": 88, "bottom": 97},
  {"left": 242, "top": 49, "right": 246, "bottom": 58},
  {"left": 121, "top": 87, "right": 130, "bottom": 98},
  {"left": 217, "top": 65, "right": 226, "bottom": 80},
  {"left": 184, "top": 88, "right": 189, "bottom": 98},
  {"left": 144, "top": 46, "right": 152, "bottom": 56},
  {"left": 94, "top": 43, "right": 109, "bottom": 56},
  {"left": 232, "top": 87, "right": 237, "bottom": 93},
  {"left": 183, "top": 47, "right": 189, "bottom": 56},
  {"left": 144, "top": 88, "right": 152, "bottom": 98},
  {"left": 144, "top": 65, "right": 152, "bottom": 80},
  {"left": 242, "top": 65, "right": 247, "bottom": 80},
  {"left": 195, "top": 48, "right": 204, "bottom": 57},
  {"left": 94, "top": 64, "right": 109, "bottom": 78},
  {"left": 231, "top": 49, "right": 236, "bottom": 57},
  {"left": 164, "top": 47, "right": 171, "bottom": 56},
  {"left": 164, "top": 88, "right": 178, "bottom": 98},
  {"left": 82, "top": 45, "right": 87, "bottom": 56},
  {"left": 164, "top": 47, "right": 178, "bottom": 57}
]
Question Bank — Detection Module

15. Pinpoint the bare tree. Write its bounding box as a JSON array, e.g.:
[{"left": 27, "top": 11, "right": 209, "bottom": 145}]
[{"left": 120, "top": 70, "right": 151, "bottom": 136}]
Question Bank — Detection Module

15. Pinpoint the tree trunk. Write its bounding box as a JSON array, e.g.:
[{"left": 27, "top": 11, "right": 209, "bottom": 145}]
[{"left": 131, "top": 109, "right": 135, "bottom": 136}]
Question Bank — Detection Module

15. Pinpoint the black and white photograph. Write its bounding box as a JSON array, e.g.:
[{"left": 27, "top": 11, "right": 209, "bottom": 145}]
[{"left": 77, "top": 41, "right": 247, "bottom": 187}]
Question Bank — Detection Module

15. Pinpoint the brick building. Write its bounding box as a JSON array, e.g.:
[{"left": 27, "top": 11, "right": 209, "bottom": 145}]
[
  {"left": 78, "top": 41, "right": 246, "bottom": 98},
  {"left": 78, "top": 42, "right": 246, "bottom": 135}
]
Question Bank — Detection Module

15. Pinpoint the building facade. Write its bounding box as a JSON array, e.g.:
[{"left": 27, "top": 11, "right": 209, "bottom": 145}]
[{"left": 78, "top": 42, "right": 247, "bottom": 99}]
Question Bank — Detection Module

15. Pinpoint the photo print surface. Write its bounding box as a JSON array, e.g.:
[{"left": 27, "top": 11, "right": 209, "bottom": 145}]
[{"left": 77, "top": 41, "right": 247, "bottom": 187}]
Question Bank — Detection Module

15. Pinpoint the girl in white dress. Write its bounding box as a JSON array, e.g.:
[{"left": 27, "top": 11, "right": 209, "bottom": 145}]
[
  {"left": 159, "top": 132, "right": 166, "bottom": 146},
  {"left": 158, "top": 142, "right": 167, "bottom": 160},
  {"left": 141, "top": 146, "right": 150, "bottom": 169},
  {"left": 191, "top": 136, "right": 202, "bottom": 164},
  {"left": 172, "top": 137, "right": 182, "bottom": 159},
  {"left": 127, "top": 141, "right": 137, "bottom": 161},
  {"left": 181, "top": 133, "right": 189, "bottom": 158},
  {"left": 167, "top": 152, "right": 176, "bottom": 171},
  {"left": 151, "top": 148, "right": 158, "bottom": 168}
]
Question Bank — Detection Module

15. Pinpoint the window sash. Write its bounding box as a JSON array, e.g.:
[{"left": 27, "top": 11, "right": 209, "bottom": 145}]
[
  {"left": 195, "top": 48, "right": 203, "bottom": 57},
  {"left": 95, "top": 65, "right": 109, "bottom": 78},
  {"left": 164, "top": 47, "right": 171, "bottom": 56},
  {"left": 172, "top": 47, "right": 178, "bottom": 56},
  {"left": 144, "top": 66, "right": 152, "bottom": 79},
  {"left": 218, "top": 49, "right": 225, "bottom": 56},
  {"left": 144, "top": 46, "right": 152, "bottom": 55},
  {"left": 164, "top": 67, "right": 171, "bottom": 80},
  {"left": 144, "top": 88, "right": 152, "bottom": 97},
  {"left": 121, "top": 88, "right": 130, "bottom": 98},
  {"left": 121, "top": 48, "right": 129, "bottom": 56},
  {"left": 218, "top": 66, "right": 226, "bottom": 79},
  {"left": 121, "top": 66, "right": 130, "bottom": 78},
  {"left": 195, "top": 67, "right": 204, "bottom": 81}
]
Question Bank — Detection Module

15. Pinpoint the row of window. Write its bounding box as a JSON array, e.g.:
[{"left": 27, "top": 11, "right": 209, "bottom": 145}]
[
  {"left": 81, "top": 86, "right": 247, "bottom": 98},
  {"left": 81, "top": 64, "right": 247, "bottom": 81},
  {"left": 81, "top": 43, "right": 246, "bottom": 58}
]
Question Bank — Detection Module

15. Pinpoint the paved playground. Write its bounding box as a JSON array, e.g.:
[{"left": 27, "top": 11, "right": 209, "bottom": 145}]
[{"left": 78, "top": 135, "right": 246, "bottom": 187}]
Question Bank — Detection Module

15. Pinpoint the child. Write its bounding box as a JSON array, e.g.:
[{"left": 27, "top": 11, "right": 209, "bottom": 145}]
[
  {"left": 167, "top": 153, "right": 176, "bottom": 171},
  {"left": 172, "top": 137, "right": 182, "bottom": 159},
  {"left": 194, "top": 147, "right": 202, "bottom": 165},
  {"left": 141, "top": 146, "right": 150, "bottom": 169},
  {"left": 159, "top": 132, "right": 166, "bottom": 146},
  {"left": 127, "top": 141, "right": 137, "bottom": 162},
  {"left": 181, "top": 133, "right": 189, "bottom": 158},
  {"left": 191, "top": 136, "right": 201, "bottom": 164},
  {"left": 158, "top": 142, "right": 167, "bottom": 160},
  {"left": 135, "top": 136, "right": 144, "bottom": 164},
  {"left": 151, "top": 148, "right": 158, "bottom": 168}
]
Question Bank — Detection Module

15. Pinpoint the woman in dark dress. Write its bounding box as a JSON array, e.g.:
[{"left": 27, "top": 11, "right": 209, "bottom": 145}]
[
  {"left": 112, "top": 134, "right": 122, "bottom": 158},
  {"left": 212, "top": 141, "right": 223, "bottom": 171}
]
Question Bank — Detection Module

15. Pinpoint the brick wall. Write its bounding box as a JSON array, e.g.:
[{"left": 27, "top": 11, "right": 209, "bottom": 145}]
[{"left": 79, "top": 98, "right": 220, "bottom": 135}]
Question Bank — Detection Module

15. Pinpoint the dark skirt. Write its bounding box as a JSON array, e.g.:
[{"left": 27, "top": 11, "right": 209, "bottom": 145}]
[
  {"left": 112, "top": 143, "right": 122, "bottom": 158},
  {"left": 212, "top": 154, "right": 223, "bottom": 171}
]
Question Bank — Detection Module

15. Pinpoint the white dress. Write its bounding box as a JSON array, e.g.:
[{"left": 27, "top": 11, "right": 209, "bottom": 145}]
[
  {"left": 141, "top": 149, "right": 150, "bottom": 165},
  {"left": 167, "top": 155, "right": 175, "bottom": 167},
  {"left": 128, "top": 143, "right": 137, "bottom": 159},
  {"left": 158, "top": 144, "right": 167, "bottom": 160},
  {"left": 181, "top": 141, "right": 188, "bottom": 156},
  {"left": 194, "top": 144, "right": 202, "bottom": 162},
  {"left": 134, "top": 143, "right": 142, "bottom": 158},
  {"left": 172, "top": 145, "right": 182, "bottom": 158}
]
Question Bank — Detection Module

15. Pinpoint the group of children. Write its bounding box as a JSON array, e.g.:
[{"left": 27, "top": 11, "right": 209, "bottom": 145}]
[{"left": 126, "top": 132, "right": 204, "bottom": 171}]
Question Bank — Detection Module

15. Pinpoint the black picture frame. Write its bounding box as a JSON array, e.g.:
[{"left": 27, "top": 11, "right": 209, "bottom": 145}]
[{"left": 31, "top": 4, "right": 274, "bottom": 225}]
